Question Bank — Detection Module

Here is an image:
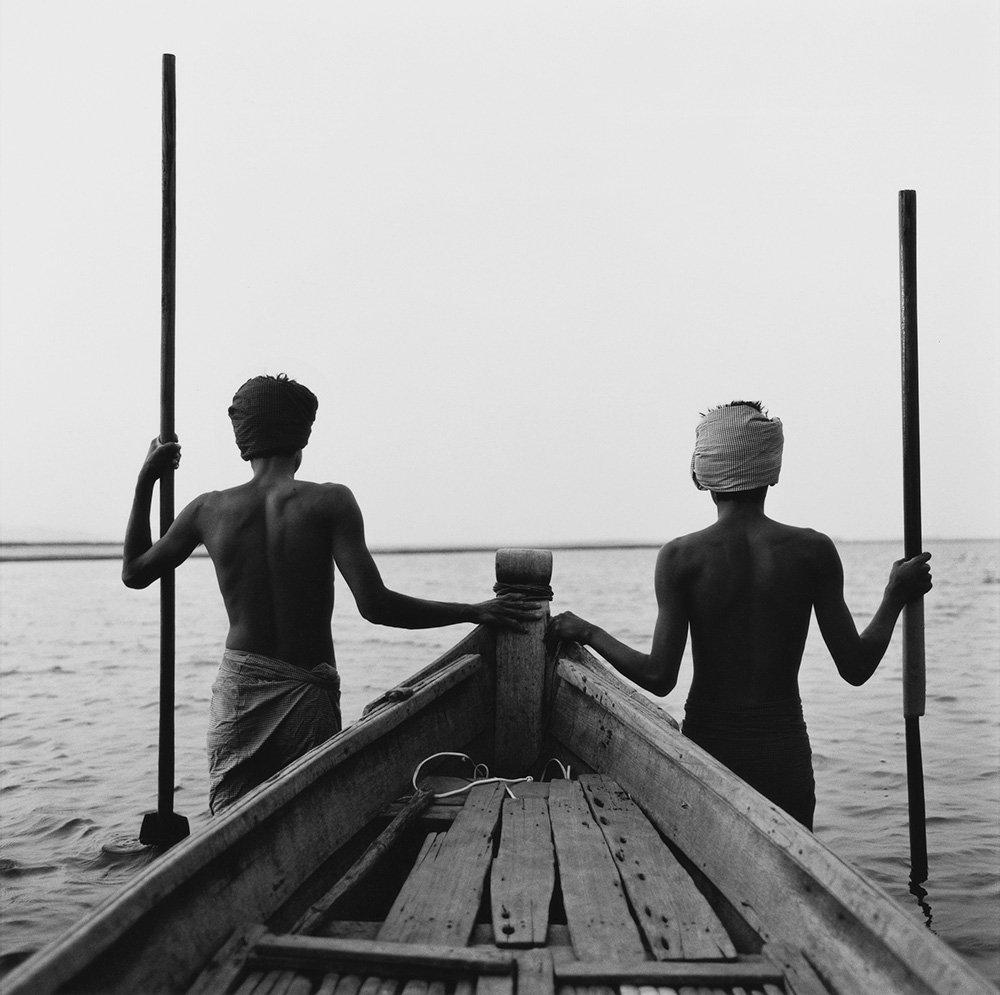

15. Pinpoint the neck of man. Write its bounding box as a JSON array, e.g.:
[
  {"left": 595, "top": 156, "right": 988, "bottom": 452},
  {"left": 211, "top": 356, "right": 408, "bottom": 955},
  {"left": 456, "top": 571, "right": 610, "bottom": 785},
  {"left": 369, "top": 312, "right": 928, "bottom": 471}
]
[
  {"left": 713, "top": 495, "right": 767, "bottom": 523},
  {"left": 249, "top": 452, "right": 301, "bottom": 481}
]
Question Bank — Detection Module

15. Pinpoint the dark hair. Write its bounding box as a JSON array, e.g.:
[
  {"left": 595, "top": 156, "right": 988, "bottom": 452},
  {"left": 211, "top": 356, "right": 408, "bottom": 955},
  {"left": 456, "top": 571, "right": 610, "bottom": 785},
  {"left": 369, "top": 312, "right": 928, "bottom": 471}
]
[{"left": 713, "top": 485, "right": 768, "bottom": 503}]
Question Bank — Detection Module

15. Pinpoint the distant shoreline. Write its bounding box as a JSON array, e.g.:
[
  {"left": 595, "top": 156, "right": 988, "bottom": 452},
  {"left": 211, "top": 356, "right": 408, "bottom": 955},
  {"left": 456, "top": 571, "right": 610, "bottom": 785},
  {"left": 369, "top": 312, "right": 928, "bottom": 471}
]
[{"left": 1, "top": 537, "right": 996, "bottom": 563}]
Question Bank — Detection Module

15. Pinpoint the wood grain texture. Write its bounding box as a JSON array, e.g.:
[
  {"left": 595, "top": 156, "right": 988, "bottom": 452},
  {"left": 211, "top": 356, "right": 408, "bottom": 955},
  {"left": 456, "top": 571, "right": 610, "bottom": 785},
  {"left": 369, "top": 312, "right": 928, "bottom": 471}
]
[
  {"left": 186, "top": 924, "right": 268, "bottom": 995},
  {"left": 552, "top": 960, "right": 781, "bottom": 986},
  {"left": 378, "top": 783, "right": 505, "bottom": 945},
  {"left": 514, "top": 950, "right": 555, "bottom": 995},
  {"left": 547, "top": 779, "right": 646, "bottom": 961},
  {"left": 490, "top": 795, "right": 555, "bottom": 946},
  {"left": 549, "top": 652, "right": 993, "bottom": 994},
  {"left": 761, "top": 943, "right": 830, "bottom": 995},
  {"left": 294, "top": 790, "right": 434, "bottom": 934},
  {"left": 252, "top": 933, "right": 515, "bottom": 975},
  {"left": 475, "top": 975, "right": 514, "bottom": 995},
  {"left": 578, "top": 775, "right": 734, "bottom": 960},
  {"left": 493, "top": 549, "right": 552, "bottom": 774}
]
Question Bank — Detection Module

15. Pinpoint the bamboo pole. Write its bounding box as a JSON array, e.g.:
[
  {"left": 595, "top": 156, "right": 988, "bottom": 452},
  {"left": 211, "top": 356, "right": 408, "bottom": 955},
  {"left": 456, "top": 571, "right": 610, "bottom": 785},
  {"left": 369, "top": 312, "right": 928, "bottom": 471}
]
[
  {"left": 139, "top": 54, "right": 189, "bottom": 847},
  {"left": 898, "top": 188, "right": 928, "bottom": 882}
]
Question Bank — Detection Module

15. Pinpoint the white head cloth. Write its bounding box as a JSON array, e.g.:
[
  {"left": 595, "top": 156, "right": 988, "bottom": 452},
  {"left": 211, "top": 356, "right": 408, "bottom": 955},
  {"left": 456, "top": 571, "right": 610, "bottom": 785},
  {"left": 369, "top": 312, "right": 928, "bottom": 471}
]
[{"left": 691, "top": 403, "right": 784, "bottom": 492}]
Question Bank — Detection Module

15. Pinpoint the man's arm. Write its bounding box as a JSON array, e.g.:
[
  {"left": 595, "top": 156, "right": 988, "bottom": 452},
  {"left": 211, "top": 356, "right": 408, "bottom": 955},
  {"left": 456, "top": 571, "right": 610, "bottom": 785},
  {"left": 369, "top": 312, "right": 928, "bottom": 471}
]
[
  {"left": 329, "top": 486, "right": 538, "bottom": 630},
  {"left": 122, "top": 438, "right": 202, "bottom": 589},
  {"left": 548, "top": 542, "right": 689, "bottom": 696},
  {"left": 812, "top": 534, "right": 932, "bottom": 686}
]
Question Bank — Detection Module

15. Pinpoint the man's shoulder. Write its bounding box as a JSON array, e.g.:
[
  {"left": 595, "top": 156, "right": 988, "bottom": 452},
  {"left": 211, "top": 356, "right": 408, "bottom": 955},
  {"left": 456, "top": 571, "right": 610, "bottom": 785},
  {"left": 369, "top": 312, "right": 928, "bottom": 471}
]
[
  {"left": 770, "top": 520, "right": 833, "bottom": 545},
  {"left": 294, "top": 480, "right": 363, "bottom": 517},
  {"left": 657, "top": 529, "right": 710, "bottom": 566}
]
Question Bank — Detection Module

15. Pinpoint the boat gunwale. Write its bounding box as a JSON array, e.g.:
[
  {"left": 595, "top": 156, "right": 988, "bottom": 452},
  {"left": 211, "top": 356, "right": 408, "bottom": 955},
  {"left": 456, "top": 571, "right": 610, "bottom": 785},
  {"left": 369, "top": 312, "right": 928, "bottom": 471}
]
[
  {"left": 4, "top": 632, "right": 493, "bottom": 995},
  {"left": 549, "top": 647, "right": 995, "bottom": 995}
]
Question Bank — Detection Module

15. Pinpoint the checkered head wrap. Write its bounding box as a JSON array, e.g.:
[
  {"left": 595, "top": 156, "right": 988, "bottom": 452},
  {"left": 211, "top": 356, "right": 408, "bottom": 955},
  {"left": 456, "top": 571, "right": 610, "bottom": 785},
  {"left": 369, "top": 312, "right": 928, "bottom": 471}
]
[
  {"left": 691, "top": 401, "right": 783, "bottom": 492},
  {"left": 228, "top": 374, "right": 318, "bottom": 461}
]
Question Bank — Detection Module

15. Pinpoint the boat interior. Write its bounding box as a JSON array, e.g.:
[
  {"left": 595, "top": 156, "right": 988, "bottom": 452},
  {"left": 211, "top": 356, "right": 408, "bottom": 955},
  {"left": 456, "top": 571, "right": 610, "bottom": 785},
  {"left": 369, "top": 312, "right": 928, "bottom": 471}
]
[{"left": 187, "top": 772, "right": 813, "bottom": 995}]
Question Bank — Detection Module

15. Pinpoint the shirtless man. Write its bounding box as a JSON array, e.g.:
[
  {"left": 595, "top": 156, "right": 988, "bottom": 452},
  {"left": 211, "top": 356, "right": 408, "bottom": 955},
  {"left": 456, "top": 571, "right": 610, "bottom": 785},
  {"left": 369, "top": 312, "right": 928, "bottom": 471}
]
[
  {"left": 548, "top": 401, "right": 932, "bottom": 829},
  {"left": 123, "top": 373, "right": 534, "bottom": 812}
]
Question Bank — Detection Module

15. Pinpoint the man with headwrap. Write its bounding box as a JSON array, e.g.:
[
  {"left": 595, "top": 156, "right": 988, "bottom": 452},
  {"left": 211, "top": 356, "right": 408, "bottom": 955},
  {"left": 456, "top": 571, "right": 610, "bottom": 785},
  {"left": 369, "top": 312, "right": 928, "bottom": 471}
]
[
  {"left": 549, "top": 401, "right": 932, "bottom": 830},
  {"left": 123, "top": 374, "right": 537, "bottom": 813}
]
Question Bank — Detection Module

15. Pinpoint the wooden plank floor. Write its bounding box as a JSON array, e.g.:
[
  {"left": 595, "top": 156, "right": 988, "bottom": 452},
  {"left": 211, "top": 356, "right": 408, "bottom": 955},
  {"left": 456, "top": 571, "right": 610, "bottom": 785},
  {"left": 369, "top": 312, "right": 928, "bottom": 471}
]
[{"left": 188, "top": 779, "right": 812, "bottom": 995}]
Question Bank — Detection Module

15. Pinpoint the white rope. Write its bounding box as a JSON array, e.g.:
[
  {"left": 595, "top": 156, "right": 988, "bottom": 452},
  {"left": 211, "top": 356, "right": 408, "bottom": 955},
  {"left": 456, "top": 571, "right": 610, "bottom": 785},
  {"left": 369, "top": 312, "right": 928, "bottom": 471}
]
[
  {"left": 540, "top": 757, "right": 572, "bottom": 780},
  {"left": 411, "top": 752, "right": 533, "bottom": 800}
]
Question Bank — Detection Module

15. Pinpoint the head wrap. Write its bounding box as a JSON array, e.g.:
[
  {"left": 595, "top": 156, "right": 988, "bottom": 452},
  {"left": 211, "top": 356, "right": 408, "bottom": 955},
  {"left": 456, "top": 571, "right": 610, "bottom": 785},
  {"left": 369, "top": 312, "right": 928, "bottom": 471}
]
[
  {"left": 691, "top": 402, "right": 783, "bottom": 492},
  {"left": 228, "top": 374, "right": 318, "bottom": 461}
]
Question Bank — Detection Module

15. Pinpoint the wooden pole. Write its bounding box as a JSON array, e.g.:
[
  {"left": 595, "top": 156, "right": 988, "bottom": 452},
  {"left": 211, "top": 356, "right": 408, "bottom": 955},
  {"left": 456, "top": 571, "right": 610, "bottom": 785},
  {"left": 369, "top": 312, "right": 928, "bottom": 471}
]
[
  {"left": 139, "top": 54, "right": 189, "bottom": 847},
  {"left": 493, "top": 548, "right": 553, "bottom": 775},
  {"left": 899, "top": 188, "right": 928, "bottom": 882}
]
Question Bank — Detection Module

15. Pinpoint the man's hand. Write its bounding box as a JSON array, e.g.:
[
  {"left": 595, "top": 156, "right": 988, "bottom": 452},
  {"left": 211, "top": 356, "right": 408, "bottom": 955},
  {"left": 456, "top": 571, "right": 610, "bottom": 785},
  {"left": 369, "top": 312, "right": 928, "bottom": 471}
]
[
  {"left": 547, "top": 611, "right": 594, "bottom": 644},
  {"left": 140, "top": 437, "right": 181, "bottom": 482},
  {"left": 886, "top": 552, "right": 933, "bottom": 607},
  {"left": 473, "top": 595, "right": 546, "bottom": 633}
]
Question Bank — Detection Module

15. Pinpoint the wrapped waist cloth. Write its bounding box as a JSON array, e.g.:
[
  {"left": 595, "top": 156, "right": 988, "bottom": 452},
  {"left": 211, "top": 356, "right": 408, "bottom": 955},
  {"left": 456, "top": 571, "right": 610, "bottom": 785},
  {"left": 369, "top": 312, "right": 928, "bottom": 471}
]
[
  {"left": 682, "top": 696, "right": 815, "bottom": 829},
  {"left": 208, "top": 649, "right": 341, "bottom": 813}
]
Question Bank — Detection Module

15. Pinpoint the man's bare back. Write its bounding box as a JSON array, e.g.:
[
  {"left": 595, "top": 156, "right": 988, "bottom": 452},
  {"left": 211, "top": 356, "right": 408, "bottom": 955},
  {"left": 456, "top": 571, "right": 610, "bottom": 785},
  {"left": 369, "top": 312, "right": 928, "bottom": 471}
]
[
  {"left": 122, "top": 374, "right": 535, "bottom": 811},
  {"left": 548, "top": 400, "right": 932, "bottom": 828},
  {"left": 124, "top": 448, "right": 532, "bottom": 664},
  {"left": 669, "top": 512, "right": 824, "bottom": 707}
]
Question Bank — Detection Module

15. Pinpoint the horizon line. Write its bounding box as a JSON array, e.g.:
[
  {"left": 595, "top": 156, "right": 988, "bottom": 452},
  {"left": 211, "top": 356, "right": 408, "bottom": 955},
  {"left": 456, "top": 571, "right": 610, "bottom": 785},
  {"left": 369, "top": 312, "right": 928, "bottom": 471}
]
[{"left": 1, "top": 535, "right": 996, "bottom": 564}]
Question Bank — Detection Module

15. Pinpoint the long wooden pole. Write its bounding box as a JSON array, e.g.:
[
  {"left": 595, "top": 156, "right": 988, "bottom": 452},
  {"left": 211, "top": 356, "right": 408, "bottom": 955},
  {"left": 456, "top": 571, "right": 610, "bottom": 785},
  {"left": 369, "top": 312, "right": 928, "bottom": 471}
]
[
  {"left": 899, "top": 188, "right": 928, "bottom": 882},
  {"left": 139, "top": 54, "right": 188, "bottom": 847}
]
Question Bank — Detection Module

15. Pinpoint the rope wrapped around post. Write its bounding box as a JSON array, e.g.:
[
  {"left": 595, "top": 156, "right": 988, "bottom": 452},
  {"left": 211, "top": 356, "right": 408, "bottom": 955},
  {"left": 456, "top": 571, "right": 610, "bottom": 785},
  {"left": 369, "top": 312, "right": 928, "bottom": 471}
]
[
  {"left": 492, "top": 581, "right": 554, "bottom": 602},
  {"left": 493, "top": 549, "right": 553, "bottom": 776}
]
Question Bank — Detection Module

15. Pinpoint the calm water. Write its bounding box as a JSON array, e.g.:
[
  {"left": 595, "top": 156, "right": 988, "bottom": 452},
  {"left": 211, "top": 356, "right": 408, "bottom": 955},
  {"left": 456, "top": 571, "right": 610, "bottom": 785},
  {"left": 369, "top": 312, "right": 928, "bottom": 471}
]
[{"left": 1, "top": 541, "right": 998, "bottom": 983}]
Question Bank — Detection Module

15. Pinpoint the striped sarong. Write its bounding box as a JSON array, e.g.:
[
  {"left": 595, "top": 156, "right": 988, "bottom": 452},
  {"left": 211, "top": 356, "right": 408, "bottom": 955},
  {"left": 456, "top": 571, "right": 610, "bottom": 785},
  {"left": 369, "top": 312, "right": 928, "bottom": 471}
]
[{"left": 207, "top": 649, "right": 341, "bottom": 813}]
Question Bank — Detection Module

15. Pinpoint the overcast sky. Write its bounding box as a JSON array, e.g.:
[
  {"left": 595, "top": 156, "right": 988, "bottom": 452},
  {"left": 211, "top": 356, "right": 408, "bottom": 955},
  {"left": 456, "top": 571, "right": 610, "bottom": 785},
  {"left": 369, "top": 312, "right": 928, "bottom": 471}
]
[{"left": 1, "top": 2, "right": 997, "bottom": 546}]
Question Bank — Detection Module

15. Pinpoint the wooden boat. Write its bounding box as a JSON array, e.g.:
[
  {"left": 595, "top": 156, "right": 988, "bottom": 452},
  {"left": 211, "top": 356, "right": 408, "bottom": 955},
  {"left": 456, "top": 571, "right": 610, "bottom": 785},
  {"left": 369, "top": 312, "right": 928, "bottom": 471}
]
[{"left": 6, "top": 550, "right": 992, "bottom": 995}]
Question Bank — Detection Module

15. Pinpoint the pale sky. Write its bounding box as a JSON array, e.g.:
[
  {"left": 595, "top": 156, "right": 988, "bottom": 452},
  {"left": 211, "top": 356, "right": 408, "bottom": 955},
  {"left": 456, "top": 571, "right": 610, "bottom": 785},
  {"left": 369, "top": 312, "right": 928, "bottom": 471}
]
[{"left": 1, "top": 1, "right": 998, "bottom": 545}]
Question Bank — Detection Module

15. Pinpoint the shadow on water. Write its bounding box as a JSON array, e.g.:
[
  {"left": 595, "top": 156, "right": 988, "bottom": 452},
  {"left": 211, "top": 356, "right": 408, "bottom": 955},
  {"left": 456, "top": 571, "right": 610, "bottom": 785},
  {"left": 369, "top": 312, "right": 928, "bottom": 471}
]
[{"left": 909, "top": 876, "right": 935, "bottom": 932}]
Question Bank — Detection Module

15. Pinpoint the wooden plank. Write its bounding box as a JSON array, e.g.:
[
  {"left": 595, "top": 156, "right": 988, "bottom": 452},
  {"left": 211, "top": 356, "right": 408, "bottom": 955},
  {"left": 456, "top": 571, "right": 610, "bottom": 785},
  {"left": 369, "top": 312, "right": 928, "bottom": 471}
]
[
  {"left": 362, "top": 829, "right": 444, "bottom": 938},
  {"left": 5, "top": 652, "right": 491, "bottom": 995},
  {"left": 476, "top": 975, "right": 515, "bottom": 995},
  {"left": 549, "top": 654, "right": 995, "bottom": 995},
  {"left": 491, "top": 796, "right": 555, "bottom": 946},
  {"left": 334, "top": 976, "right": 364, "bottom": 995},
  {"left": 232, "top": 972, "right": 265, "bottom": 995},
  {"left": 295, "top": 790, "right": 434, "bottom": 933},
  {"left": 254, "top": 970, "right": 285, "bottom": 994},
  {"left": 187, "top": 924, "right": 268, "bottom": 995},
  {"left": 546, "top": 779, "right": 645, "bottom": 961},
  {"left": 253, "top": 933, "right": 516, "bottom": 976},
  {"left": 379, "top": 783, "right": 505, "bottom": 945},
  {"left": 514, "top": 950, "right": 554, "bottom": 995},
  {"left": 761, "top": 944, "right": 829, "bottom": 995},
  {"left": 578, "top": 775, "right": 735, "bottom": 960},
  {"left": 315, "top": 977, "right": 341, "bottom": 995},
  {"left": 553, "top": 960, "right": 781, "bottom": 985},
  {"left": 380, "top": 803, "right": 461, "bottom": 824},
  {"left": 493, "top": 549, "right": 552, "bottom": 774}
]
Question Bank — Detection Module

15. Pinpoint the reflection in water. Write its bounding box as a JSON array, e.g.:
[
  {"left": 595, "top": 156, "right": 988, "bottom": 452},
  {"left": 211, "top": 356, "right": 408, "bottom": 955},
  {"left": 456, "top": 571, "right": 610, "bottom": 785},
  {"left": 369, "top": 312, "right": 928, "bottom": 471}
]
[{"left": 910, "top": 877, "right": 935, "bottom": 932}]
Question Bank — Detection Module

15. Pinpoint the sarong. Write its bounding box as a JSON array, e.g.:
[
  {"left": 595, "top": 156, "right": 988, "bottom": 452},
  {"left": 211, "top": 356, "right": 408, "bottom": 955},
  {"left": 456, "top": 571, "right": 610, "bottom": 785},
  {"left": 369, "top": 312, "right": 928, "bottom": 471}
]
[
  {"left": 682, "top": 696, "right": 816, "bottom": 829},
  {"left": 208, "top": 649, "right": 341, "bottom": 813}
]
